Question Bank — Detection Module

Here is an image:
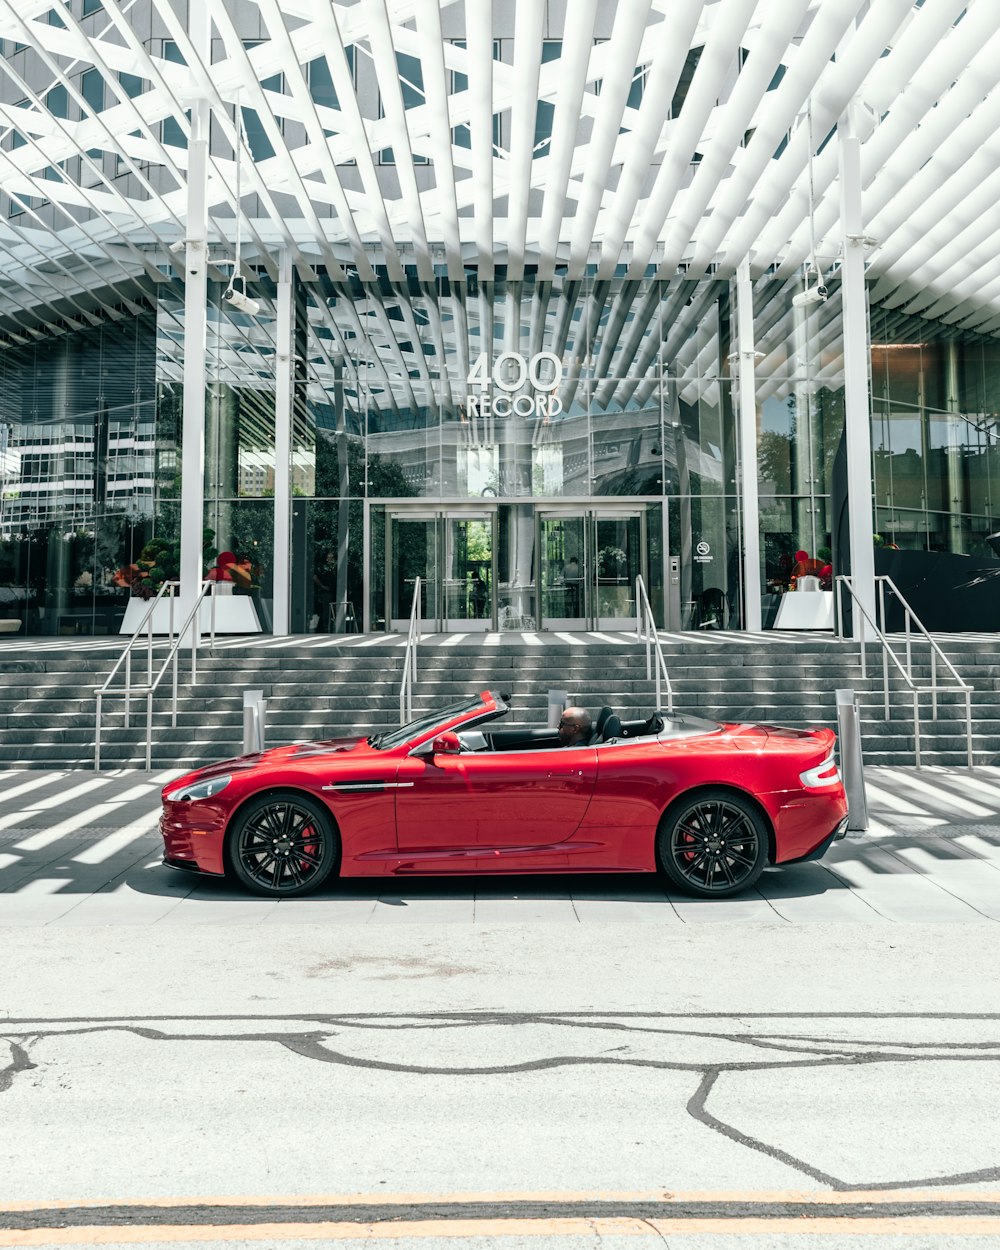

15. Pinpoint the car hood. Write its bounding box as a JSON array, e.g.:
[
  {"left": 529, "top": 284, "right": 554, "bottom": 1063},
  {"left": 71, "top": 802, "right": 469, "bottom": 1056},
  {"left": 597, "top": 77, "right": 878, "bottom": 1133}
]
[
  {"left": 163, "top": 737, "right": 367, "bottom": 797},
  {"left": 237, "top": 736, "right": 368, "bottom": 768}
]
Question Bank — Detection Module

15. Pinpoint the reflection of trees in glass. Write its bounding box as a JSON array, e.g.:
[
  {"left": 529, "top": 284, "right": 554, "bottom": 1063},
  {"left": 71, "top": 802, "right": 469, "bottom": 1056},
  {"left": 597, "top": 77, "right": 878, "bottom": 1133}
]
[
  {"left": 758, "top": 391, "right": 844, "bottom": 496},
  {"left": 229, "top": 506, "right": 273, "bottom": 594},
  {"left": 597, "top": 545, "right": 627, "bottom": 579},
  {"left": 758, "top": 429, "right": 792, "bottom": 492}
]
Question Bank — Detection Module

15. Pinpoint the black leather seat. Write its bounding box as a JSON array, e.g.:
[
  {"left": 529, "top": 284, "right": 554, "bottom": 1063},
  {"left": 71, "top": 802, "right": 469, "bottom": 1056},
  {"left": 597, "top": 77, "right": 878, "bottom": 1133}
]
[
  {"left": 589, "top": 706, "right": 613, "bottom": 745},
  {"left": 601, "top": 714, "right": 623, "bottom": 742}
]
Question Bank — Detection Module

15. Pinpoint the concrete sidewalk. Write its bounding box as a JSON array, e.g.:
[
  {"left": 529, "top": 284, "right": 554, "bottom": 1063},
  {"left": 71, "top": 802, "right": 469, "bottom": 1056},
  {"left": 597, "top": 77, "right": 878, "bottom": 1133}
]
[{"left": 0, "top": 765, "right": 999, "bottom": 926}]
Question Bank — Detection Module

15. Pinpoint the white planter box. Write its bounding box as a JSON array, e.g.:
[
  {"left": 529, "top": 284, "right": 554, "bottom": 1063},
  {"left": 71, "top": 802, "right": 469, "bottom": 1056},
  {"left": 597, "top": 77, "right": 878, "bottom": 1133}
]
[
  {"left": 120, "top": 597, "right": 262, "bottom": 635},
  {"left": 773, "top": 590, "right": 834, "bottom": 631}
]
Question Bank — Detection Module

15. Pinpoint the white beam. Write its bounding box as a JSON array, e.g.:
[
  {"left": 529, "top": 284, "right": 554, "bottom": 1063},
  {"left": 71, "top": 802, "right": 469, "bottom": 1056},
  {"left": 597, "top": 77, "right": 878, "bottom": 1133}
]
[
  {"left": 839, "top": 101, "right": 876, "bottom": 637},
  {"left": 179, "top": 6, "right": 211, "bottom": 631},
  {"left": 272, "top": 250, "right": 293, "bottom": 636},
  {"left": 736, "top": 258, "right": 762, "bottom": 631}
]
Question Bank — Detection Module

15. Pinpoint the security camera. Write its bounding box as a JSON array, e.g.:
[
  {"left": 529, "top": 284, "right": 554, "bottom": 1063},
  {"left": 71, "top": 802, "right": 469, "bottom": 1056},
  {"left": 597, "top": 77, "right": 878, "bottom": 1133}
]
[
  {"left": 792, "top": 284, "right": 828, "bottom": 309},
  {"left": 223, "top": 278, "right": 260, "bottom": 317}
]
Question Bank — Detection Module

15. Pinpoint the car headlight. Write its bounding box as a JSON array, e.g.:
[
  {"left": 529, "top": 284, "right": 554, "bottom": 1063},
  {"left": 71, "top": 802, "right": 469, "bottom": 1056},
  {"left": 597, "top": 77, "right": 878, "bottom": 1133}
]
[{"left": 168, "top": 774, "right": 232, "bottom": 802}]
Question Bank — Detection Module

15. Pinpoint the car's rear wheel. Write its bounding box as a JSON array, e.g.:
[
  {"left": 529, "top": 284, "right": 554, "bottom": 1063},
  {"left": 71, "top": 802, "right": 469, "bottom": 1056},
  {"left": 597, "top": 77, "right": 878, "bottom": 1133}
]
[
  {"left": 228, "top": 792, "right": 339, "bottom": 898},
  {"left": 657, "top": 789, "right": 768, "bottom": 898}
]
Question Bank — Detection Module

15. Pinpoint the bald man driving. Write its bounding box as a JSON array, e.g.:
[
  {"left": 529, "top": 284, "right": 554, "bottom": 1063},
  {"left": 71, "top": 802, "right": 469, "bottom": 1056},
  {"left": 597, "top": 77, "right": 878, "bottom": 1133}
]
[{"left": 557, "top": 706, "right": 592, "bottom": 748}]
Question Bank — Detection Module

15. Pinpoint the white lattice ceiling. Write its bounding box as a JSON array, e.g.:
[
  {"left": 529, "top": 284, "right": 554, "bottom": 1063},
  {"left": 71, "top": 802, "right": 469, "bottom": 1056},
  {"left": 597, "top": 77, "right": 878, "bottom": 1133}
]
[{"left": 0, "top": 0, "right": 999, "bottom": 343}]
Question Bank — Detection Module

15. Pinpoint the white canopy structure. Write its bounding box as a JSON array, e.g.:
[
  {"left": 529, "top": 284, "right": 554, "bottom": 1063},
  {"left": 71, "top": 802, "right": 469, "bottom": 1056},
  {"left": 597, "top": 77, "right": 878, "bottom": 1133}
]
[{"left": 0, "top": 0, "right": 998, "bottom": 340}]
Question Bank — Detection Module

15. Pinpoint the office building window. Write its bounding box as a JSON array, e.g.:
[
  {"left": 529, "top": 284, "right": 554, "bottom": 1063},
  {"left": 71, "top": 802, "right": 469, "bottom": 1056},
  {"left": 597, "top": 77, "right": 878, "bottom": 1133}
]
[
  {"left": 307, "top": 50, "right": 355, "bottom": 160},
  {"left": 161, "top": 41, "right": 187, "bottom": 149},
  {"left": 242, "top": 41, "right": 282, "bottom": 162},
  {"left": 81, "top": 67, "right": 104, "bottom": 114},
  {"left": 449, "top": 39, "right": 502, "bottom": 153},
  {"left": 533, "top": 41, "right": 562, "bottom": 157},
  {"left": 380, "top": 52, "right": 428, "bottom": 165}
]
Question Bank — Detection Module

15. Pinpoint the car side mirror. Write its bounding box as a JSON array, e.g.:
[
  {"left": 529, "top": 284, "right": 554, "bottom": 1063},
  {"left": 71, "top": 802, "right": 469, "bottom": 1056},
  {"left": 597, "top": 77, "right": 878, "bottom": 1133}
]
[{"left": 431, "top": 731, "right": 462, "bottom": 756}]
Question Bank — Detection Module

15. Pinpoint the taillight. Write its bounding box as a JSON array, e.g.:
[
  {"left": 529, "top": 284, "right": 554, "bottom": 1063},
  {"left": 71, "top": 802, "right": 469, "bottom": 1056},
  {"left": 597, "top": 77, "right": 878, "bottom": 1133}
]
[{"left": 799, "top": 755, "right": 841, "bottom": 787}]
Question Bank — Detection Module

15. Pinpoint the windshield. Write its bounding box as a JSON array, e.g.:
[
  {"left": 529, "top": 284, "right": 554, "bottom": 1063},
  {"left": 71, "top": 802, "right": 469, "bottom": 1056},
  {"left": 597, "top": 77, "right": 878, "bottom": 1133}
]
[{"left": 371, "top": 693, "right": 499, "bottom": 751}]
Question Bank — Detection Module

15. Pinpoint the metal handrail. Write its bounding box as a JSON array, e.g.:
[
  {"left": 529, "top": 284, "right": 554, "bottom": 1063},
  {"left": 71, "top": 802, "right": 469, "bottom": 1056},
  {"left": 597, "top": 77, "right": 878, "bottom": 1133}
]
[
  {"left": 835, "top": 574, "right": 973, "bottom": 769},
  {"left": 95, "top": 579, "right": 218, "bottom": 771},
  {"left": 635, "top": 574, "right": 674, "bottom": 714},
  {"left": 399, "top": 575, "right": 422, "bottom": 724}
]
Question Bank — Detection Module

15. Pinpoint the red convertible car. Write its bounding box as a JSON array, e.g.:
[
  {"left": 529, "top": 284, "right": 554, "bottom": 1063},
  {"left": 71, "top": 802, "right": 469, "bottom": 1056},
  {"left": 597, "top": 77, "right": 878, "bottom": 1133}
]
[{"left": 160, "top": 690, "right": 848, "bottom": 900}]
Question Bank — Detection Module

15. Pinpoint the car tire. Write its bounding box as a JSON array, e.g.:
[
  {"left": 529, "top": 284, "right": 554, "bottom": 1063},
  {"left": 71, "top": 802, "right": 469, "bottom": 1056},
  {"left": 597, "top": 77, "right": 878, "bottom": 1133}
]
[
  {"left": 228, "top": 791, "right": 340, "bottom": 898},
  {"left": 657, "top": 788, "right": 769, "bottom": 899}
]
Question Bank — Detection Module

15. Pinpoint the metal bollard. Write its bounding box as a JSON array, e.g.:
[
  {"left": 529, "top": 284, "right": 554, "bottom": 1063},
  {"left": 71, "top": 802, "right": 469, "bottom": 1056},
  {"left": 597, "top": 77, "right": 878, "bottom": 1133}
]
[
  {"left": 836, "top": 688, "right": 868, "bottom": 831},
  {"left": 242, "top": 689, "right": 267, "bottom": 755},
  {"left": 547, "top": 689, "right": 568, "bottom": 729}
]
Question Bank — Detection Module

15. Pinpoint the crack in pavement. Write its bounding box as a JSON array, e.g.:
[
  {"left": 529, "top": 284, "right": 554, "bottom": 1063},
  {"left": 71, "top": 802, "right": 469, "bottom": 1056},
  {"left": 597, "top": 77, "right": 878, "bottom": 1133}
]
[{"left": 2, "top": 1011, "right": 999, "bottom": 1194}]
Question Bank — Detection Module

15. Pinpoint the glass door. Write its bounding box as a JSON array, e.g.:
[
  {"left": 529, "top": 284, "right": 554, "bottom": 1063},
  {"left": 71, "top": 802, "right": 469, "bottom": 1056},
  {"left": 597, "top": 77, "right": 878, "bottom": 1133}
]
[
  {"left": 537, "top": 509, "right": 645, "bottom": 630},
  {"left": 538, "top": 513, "right": 590, "bottom": 629},
  {"left": 386, "top": 509, "right": 498, "bottom": 632},
  {"left": 387, "top": 514, "right": 441, "bottom": 631},
  {"left": 594, "top": 513, "right": 643, "bottom": 629},
  {"left": 443, "top": 514, "right": 497, "bottom": 631}
]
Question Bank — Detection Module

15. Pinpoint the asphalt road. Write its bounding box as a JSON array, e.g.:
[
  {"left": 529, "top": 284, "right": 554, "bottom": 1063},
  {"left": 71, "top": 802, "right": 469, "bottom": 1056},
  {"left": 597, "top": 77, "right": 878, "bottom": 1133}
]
[{"left": 2, "top": 767, "right": 1000, "bottom": 1248}]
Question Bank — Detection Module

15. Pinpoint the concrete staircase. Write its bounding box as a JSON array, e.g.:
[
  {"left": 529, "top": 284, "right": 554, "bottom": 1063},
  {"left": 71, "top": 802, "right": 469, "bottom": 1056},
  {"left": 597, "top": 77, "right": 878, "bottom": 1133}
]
[{"left": 0, "top": 632, "right": 995, "bottom": 770}]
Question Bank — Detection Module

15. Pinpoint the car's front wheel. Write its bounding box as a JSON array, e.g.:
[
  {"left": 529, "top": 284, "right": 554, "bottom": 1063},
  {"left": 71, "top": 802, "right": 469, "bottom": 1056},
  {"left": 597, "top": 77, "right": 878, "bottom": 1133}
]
[
  {"left": 228, "top": 792, "right": 339, "bottom": 898},
  {"left": 657, "top": 789, "right": 768, "bottom": 898}
]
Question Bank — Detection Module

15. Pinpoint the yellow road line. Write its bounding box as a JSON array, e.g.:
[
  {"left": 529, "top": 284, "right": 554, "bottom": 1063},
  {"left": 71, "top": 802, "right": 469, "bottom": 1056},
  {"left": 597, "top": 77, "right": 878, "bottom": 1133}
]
[{"left": 5, "top": 1216, "right": 1000, "bottom": 1244}]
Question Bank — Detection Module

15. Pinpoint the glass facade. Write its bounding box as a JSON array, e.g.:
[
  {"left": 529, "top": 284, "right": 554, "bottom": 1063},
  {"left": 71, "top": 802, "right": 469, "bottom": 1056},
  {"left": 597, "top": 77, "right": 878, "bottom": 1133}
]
[{"left": 2, "top": 268, "right": 1000, "bottom": 636}]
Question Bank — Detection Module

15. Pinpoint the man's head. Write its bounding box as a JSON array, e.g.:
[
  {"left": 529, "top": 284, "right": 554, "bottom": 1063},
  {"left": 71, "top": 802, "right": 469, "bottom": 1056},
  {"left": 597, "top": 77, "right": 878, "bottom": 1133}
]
[{"left": 558, "top": 706, "right": 592, "bottom": 747}]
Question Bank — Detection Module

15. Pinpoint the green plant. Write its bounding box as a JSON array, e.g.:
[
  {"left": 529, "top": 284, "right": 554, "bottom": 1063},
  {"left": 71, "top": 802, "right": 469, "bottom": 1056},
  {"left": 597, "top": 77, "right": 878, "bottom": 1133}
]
[
  {"left": 124, "top": 528, "right": 216, "bottom": 598},
  {"left": 597, "top": 545, "right": 627, "bottom": 579}
]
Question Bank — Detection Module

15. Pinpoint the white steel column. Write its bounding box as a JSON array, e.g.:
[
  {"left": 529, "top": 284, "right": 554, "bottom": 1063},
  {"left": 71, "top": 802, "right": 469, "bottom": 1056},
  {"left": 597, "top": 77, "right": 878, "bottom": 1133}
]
[
  {"left": 179, "top": 7, "right": 211, "bottom": 624},
  {"left": 839, "top": 100, "right": 876, "bottom": 635},
  {"left": 271, "top": 251, "right": 293, "bottom": 635},
  {"left": 736, "top": 258, "right": 762, "bottom": 631}
]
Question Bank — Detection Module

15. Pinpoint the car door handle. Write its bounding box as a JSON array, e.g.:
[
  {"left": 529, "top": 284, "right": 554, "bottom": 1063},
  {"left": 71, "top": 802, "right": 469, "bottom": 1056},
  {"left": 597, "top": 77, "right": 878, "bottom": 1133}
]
[{"left": 547, "top": 770, "right": 583, "bottom": 778}]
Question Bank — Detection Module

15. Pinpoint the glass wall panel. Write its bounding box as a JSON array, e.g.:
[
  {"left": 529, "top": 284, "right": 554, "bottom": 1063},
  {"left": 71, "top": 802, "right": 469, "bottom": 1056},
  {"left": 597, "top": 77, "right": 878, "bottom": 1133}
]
[
  {"left": 28, "top": 268, "right": 999, "bottom": 636},
  {"left": 0, "top": 316, "right": 158, "bottom": 634},
  {"left": 870, "top": 307, "right": 1000, "bottom": 557},
  {"left": 753, "top": 275, "right": 844, "bottom": 620}
]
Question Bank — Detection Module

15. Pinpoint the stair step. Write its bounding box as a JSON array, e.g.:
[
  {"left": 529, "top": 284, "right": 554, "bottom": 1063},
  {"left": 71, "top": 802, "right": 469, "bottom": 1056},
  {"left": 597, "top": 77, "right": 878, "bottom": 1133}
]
[{"left": 0, "top": 633, "right": 993, "bottom": 770}]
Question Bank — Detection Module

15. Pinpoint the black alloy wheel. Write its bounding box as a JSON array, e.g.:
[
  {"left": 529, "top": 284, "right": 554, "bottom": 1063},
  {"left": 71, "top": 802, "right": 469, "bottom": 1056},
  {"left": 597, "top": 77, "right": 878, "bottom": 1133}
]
[
  {"left": 657, "top": 789, "right": 768, "bottom": 898},
  {"left": 229, "top": 792, "right": 339, "bottom": 898}
]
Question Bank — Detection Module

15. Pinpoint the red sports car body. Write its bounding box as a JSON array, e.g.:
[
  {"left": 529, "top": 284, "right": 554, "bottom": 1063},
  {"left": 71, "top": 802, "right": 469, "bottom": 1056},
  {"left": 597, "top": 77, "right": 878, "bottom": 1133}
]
[{"left": 160, "top": 690, "right": 849, "bottom": 899}]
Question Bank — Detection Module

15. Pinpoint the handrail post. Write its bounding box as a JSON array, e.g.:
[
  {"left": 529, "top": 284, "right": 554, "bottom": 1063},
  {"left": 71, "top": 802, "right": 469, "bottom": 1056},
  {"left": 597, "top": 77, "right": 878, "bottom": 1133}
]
[
  {"left": 145, "top": 690, "right": 153, "bottom": 772},
  {"left": 833, "top": 570, "right": 972, "bottom": 771},
  {"left": 146, "top": 611, "right": 153, "bottom": 692},
  {"left": 931, "top": 649, "right": 938, "bottom": 720},
  {"left": 966, "top": 689, "right": 973, "bottom": 770},
  {"left": 94, "top": 692, "right": 102, "bottom": 772},
  {"left": 400, "top": 575, "right": 421, "bottom": 724},
  {"left": 633, "top": 575, "right": 673, "bottom": 714},
  {"left": 905, "top": 609, "right": 912, "bottom": 680},
  {"left": 170, "top": 587, "right": 178, "bottom": 728}
]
